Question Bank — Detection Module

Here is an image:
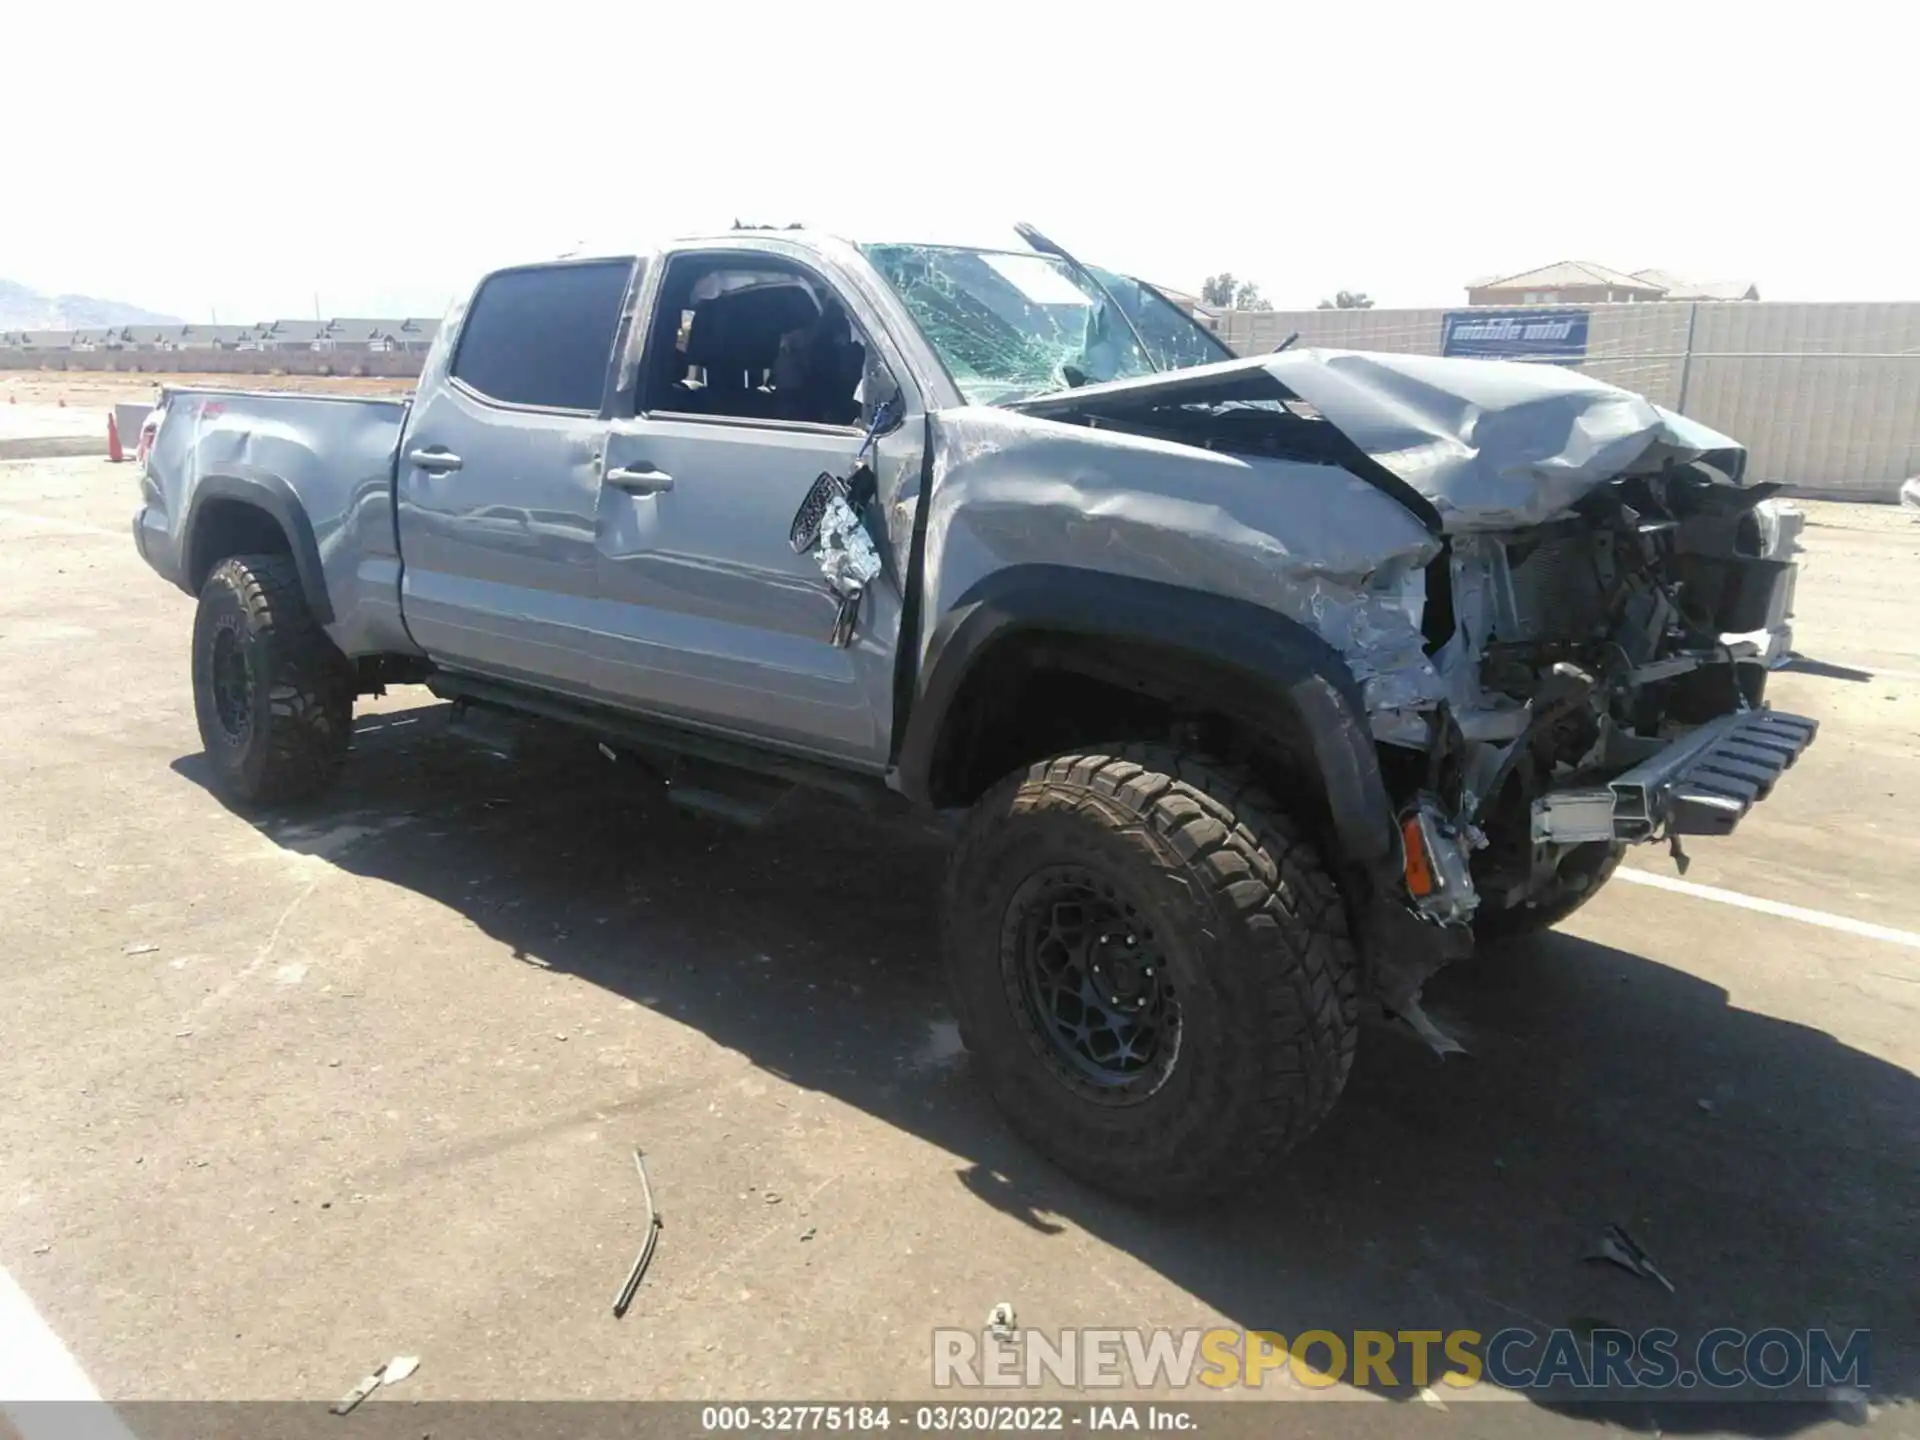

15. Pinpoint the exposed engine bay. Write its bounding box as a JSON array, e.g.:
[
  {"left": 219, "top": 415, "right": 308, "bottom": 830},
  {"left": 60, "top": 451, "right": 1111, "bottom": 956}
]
[{"left": 1386, "top": 468, "right": 1808, "bottom": 930}]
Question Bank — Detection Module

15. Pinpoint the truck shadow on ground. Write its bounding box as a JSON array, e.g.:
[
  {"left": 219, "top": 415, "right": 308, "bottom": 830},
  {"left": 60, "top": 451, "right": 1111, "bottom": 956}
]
[{"left": 177, "top": 701, "right": 1916, "bottom": 1434}]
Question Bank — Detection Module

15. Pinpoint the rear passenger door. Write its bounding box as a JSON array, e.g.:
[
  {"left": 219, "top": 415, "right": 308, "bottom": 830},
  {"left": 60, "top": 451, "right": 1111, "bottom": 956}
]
[{"left": 396, "top": 259, "right": 636, "bottom": 698}]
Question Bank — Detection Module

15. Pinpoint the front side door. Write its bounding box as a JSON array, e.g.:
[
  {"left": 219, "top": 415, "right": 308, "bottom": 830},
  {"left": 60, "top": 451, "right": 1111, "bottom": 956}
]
[
  {"left": 396, "top": 258, "right": 634, "bottom": 698},
  {"left": 590, "top": 247, "right": 926, "bottom": 769}
]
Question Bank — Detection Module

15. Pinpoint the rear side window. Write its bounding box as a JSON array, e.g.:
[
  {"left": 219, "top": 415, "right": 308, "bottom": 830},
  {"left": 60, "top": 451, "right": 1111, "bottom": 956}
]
[{"left": 451, "top": 260, "right": 633, "bottom": 411}]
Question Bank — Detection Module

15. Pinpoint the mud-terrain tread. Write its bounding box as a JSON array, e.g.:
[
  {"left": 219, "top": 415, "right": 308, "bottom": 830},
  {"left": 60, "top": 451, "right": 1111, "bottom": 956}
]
[
  {"left": 192, "top": 554, "right": 352, "bottom": 805},
  {"left": 943, "top": 744, "right": 1359, "bottom": 1207}
]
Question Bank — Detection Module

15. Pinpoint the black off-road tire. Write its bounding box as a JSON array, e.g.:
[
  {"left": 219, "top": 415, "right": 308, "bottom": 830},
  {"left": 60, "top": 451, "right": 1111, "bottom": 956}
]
[
  {"left": 943, "top": 746, "right": 1359, "bottom": 1207},
  {"left": 1474, "top": 841, "right": 1626, "bottom": 944},
  {"left": 191, "top": 554, "right": 353, "bottom": 806}
]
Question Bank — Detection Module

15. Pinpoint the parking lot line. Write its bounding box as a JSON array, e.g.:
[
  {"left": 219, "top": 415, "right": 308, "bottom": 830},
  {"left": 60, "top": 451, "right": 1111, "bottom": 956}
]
[
  {"left": 0, "top": 1266, "right": 135, "bottom": 1437},
  {"left": 1616, "top": 866, "right": 1920, "bottom": 950}
]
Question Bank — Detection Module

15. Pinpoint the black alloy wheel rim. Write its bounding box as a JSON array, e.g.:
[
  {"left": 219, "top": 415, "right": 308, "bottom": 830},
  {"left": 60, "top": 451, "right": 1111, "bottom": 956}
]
[
  {"left": 210, "top": 625, "right": 254, "bottom": 745},
  {"left": 1002, "top": 865, "right": 1181, "bottom": 1104}
]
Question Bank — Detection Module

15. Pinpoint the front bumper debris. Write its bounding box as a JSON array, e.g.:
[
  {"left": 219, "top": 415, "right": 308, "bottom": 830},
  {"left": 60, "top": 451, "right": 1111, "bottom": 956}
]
[{"left": 1532, "top": 708, "right": 1819, "bottom": 844}]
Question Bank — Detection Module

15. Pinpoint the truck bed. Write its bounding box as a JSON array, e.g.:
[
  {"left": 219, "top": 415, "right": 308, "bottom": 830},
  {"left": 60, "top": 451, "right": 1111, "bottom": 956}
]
[{"left": 135, "top": 387, "right": 416, "bottom": 658}]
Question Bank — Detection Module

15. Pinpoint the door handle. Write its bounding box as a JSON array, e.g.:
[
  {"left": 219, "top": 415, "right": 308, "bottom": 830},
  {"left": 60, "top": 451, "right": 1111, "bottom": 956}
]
[
  {"left": 606, "top": 466, "right": 674, "bottom": 495},
  {"left": 408, "top": 447, "right": 463, "bottom": 474}
]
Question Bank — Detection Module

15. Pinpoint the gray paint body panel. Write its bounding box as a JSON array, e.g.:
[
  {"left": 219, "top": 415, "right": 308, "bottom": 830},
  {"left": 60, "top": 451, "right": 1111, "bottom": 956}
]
[
  {"left": 139, "top": 386, "right": 417, "bottom": 657},
  {"left": 396, "top": 322, "right": 607, "bottom": 700},
  {"left": 1264, "top": 349, "right": 1749, "bottom": 529},
  {"left": 594, "top": 412, "right": 901, "bottom": 765},
  {"left": 917, "top": 405, "right": 1442, "bottom": 713},
  {"left": 1010, "top": 347, "right": 1753, "bottom": 532}
]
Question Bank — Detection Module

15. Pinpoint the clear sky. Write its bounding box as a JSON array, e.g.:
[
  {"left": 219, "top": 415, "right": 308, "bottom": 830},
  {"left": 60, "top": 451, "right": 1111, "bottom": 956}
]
[{"left": 8, "top": 0, "right": 1915, "bottom": 321}]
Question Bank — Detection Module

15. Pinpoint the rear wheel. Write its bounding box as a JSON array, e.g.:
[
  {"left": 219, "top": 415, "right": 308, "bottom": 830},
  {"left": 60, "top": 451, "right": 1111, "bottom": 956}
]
[
  {"left": 191, "top": 554, "right": 353, "bottom": 805},
  {"left": 943, "top": 746, "right": 1358, "bottom": 1207}
]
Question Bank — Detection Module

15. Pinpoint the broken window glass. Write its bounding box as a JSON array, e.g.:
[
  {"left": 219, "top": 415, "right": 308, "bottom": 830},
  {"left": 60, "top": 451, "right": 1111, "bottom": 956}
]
[
  {"left": 864, "top": 243, "right": 1190, "bottom": 406},
  {"left": 1084, "top": 266, "right": 1235, "bottom": 374}
]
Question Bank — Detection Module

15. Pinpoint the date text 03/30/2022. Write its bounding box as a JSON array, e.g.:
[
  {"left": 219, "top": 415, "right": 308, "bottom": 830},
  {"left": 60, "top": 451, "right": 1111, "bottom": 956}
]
[{"left": 700, "top": 1405, "right": 1194, "bottom": 1432}]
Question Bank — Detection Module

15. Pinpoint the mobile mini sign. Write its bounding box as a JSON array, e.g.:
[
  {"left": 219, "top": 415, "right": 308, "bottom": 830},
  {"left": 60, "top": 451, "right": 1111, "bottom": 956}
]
[{"left": 1442, "top": 309, "right": 1590, "bottom": 363}]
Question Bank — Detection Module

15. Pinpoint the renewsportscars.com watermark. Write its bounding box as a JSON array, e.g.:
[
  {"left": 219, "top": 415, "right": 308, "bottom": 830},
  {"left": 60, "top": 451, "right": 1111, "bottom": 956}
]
[{"left": 933, "top": 1326, "right": 1871, "bottom": 1396}]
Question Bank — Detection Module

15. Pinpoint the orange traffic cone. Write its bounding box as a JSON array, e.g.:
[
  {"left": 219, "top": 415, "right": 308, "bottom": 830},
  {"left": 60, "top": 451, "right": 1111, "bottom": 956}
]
[{"left": 107, "top": 412, "right": 125, "bottom": 463}]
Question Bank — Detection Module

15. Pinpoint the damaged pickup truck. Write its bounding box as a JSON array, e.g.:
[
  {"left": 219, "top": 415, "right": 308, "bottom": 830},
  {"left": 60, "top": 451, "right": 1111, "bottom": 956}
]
[{"left": 134, "top": 226, "right": 1814, "bottom": 1204}]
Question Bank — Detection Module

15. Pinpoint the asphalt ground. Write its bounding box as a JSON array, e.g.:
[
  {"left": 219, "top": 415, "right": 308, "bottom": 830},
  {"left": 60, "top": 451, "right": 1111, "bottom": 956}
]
[{"left": 0, "top": 457, "right": 1913, "bottom": 1438}]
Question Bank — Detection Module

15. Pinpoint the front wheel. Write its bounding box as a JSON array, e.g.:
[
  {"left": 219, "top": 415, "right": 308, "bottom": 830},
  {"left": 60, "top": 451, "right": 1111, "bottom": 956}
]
[
  {"left": 192, "top": 554, "right": 353, "bottom": 806},
  {"left": 942, "top": 746, "right": 1359, "bottom": 1208},
  {"left": 1474, "top": 841, "right": 1626, "bottom": 944}
]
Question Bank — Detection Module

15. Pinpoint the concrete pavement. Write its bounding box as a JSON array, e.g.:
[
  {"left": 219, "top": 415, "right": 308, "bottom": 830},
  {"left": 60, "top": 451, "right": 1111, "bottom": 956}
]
[{"left": 0, "top": 459, "right": 1912, "bottom": 1436}]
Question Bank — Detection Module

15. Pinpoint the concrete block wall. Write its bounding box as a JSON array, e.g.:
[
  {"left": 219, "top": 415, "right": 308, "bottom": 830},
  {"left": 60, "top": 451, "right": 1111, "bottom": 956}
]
[{"left": 0, "top": 349, "right": 425, "bottom": 380}]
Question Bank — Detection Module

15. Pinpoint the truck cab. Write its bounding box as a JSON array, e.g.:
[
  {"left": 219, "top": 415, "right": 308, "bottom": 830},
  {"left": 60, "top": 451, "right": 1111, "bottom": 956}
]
[{"left": 396, "top": 238, "right": 931, "bottom": 769}]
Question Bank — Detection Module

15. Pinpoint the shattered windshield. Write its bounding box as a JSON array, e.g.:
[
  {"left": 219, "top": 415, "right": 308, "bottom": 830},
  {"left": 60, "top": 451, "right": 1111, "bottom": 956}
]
[
  {"left": 864, "top": 243, "right": 1220, "bottom": 405},
  {"left": 1085, "top": 265, "right": 1237, "bottom": 374}
]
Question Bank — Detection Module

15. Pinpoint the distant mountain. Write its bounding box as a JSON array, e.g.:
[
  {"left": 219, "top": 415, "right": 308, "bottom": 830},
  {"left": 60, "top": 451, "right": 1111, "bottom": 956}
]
[{"left": 0, "top": 278, "right": 181, "bottom": 330}]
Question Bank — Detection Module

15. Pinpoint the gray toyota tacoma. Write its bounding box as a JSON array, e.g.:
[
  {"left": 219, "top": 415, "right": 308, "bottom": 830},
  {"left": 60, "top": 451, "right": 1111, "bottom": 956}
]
[{"left": 134, "top": 226, "right": 1814, "bottom": 1205}]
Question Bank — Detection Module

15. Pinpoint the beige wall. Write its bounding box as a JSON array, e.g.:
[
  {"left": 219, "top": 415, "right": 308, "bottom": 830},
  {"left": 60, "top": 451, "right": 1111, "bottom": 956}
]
[
  {"left": 0, "top": 349, "right": 424, "bottom": 379},
  {"left": 1214, "top": 301, "right": 1920, "bottom": 500}
]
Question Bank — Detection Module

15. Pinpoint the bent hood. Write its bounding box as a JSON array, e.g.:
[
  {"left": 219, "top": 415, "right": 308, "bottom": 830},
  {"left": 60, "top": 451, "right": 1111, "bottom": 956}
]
[{"left": 1007, "top": 348, "right": 1749, "bottom": 532}]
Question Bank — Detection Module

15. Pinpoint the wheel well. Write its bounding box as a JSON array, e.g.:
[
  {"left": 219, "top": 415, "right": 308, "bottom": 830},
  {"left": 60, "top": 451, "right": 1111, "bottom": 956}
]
[
  {"left": 922, "top": 631, "right": 1337, "bottom": 843},
  {"left": 185, "top": 499, "right": 292, "bottom": 592}
]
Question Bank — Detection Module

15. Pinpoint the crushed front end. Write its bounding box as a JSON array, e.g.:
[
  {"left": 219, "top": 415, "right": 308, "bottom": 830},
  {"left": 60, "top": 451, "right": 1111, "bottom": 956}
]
[
  {"left": 1379, "top": 470, "right": 1813, "bottom": 941},
  {"left": 1162, "top": 349, "right": 1825, "bottom": 986}
]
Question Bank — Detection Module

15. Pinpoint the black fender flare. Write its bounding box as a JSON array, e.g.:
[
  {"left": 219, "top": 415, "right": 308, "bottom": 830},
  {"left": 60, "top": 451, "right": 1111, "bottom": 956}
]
[
  {"left": 892, "top": 564, "right": 1397, "bottom": 867},
  {"left": 180, "top": 469, "right": 334, "bottom": 625}
]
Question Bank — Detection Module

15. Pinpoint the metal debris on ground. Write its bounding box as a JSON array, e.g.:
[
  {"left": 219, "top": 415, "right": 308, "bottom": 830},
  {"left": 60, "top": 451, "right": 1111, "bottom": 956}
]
[
  {"left": 1395, "top": 995, "right": 1468, "bottom": 1058},
  {"left": 329, "top": 1355, "right": 420, "bottom": 1416},
  {"left": 123, "top": 943, "right": 159, "bottom": 956},
  {"left": 1666, "top": 832, "right": 1691, "bottom": 874},
  {"left": 331, "top": 1370, "right": 381, "bottom": 1417},
  {"left": 1584, "top": 1223, "right": 1676, "bottom": 1293},
  {"left": 612, "top": 1147, "right": 664, "bottom": 1319},
  {"left": 988, "top": 1302, "right": 1017, "bottom": 1342}
]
